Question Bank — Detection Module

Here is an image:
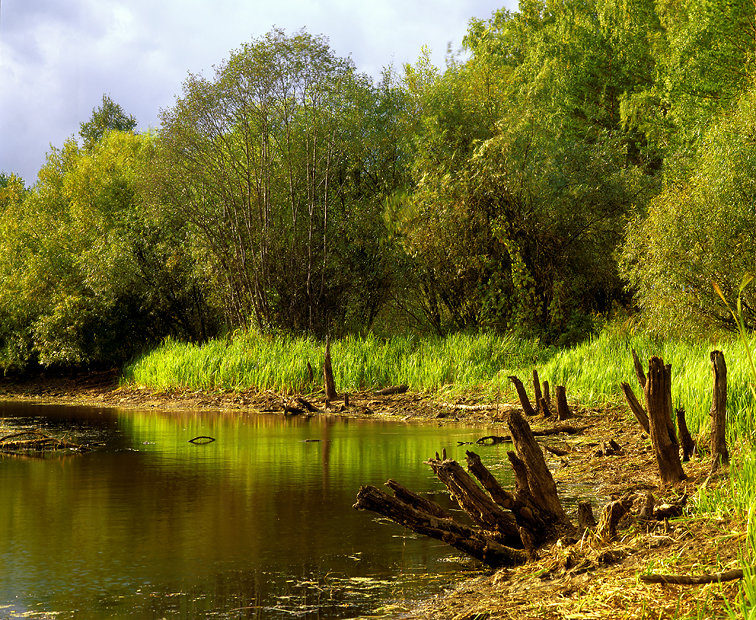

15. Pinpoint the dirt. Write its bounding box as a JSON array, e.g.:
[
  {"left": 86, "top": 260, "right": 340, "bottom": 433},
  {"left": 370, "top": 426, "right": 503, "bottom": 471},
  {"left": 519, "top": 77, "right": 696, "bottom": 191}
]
[{"left": 0, "top": 372, "right": 747, "bottom": 619}]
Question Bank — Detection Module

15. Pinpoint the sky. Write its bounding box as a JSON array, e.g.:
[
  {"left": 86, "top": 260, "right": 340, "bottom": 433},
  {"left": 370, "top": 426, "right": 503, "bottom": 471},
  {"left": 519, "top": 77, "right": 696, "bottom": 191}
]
[{"left": 0, "top": 0, "right": 518, "bottom": 185}]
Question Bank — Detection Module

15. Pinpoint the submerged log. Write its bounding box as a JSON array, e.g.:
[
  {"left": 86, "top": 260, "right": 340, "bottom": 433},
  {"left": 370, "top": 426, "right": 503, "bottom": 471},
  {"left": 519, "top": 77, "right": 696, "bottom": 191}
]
[
  {"left": 644, "top": 356, "right": 686, "bottom": 485},
  {"left": 710, "top": 350, "right": 729, "bottom": 470}
]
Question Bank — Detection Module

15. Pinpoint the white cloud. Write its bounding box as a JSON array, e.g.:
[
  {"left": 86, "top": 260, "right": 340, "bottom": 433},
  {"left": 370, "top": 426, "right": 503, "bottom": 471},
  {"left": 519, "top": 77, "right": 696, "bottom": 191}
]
[{"left": 0, "top": 0, "right": 515, "bottom": 183}]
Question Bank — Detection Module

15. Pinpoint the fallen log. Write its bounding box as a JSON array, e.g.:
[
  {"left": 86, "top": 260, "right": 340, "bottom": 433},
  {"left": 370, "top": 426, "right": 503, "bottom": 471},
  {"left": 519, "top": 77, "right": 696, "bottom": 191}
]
[
  {"left": 353, "top": 484, "right": 528, "bottom": 568},
  {"left": 640, "top": 569, "right": 743, "bottom": 585},
  {"left": 374, "top": 384, "right": 409, "bottom": 396}
]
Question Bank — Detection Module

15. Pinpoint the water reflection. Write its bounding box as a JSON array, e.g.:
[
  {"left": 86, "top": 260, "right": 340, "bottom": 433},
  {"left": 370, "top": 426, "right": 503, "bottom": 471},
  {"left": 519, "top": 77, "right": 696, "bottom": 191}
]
[{"left": 0, "top": 402, "right": 509, "bottom": 618}]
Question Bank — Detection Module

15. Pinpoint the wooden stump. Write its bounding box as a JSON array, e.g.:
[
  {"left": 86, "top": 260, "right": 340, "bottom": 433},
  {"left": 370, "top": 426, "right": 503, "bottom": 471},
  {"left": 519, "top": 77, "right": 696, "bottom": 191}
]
[
  {"left": 508, "top": 375, "right": 536, "bottom": 416},
  {"left": 644, "top": 356, "right": 686, "bottom": 485},
  {"left": 555, "top": 385, "right": 572, "bottom": 421},
  {"left": 323, "top": 336, "right": 338, "bottom": 401},
  {"left": 710, "top": 350, "right": 729, "bottom": 470},
  {"left": 675, "top": 407, "right": 696, "bottom": 462},
  {"left": 533, "top": 370, "right": 543, "bottom": 415}
]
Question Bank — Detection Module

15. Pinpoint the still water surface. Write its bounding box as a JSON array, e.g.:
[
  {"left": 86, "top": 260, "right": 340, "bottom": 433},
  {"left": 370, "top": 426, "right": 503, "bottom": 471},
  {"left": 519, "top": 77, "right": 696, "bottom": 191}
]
[{"left": 0, "top": 401, "right": 512, "bottom": 618}]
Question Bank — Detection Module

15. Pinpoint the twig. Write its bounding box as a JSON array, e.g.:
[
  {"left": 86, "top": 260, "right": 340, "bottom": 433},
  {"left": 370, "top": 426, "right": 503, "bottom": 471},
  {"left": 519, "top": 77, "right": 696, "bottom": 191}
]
[{"left": 639, "top": 568, "right": 743, "bottom": 585}]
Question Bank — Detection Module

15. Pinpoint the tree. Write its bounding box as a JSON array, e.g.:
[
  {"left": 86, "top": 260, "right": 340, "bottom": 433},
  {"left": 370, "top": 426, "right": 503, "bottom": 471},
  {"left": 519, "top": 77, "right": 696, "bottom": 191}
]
[
  {"left": 153, "top": 28, "right": 404, "bottom": 336},
  {"left": 79, "top": 94, "right": 137, "bottom": 149}
]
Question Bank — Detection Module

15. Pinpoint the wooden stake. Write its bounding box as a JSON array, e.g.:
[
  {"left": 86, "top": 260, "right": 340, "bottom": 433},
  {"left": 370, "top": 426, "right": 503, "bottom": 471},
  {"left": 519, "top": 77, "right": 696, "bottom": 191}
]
[
  {"left": 710, "top": 350, "right": 729, "bottom": 470},
  {"left": 323, "top": 336, "right": 338, "bottom": 401},
  {"left": 556, "top": 385, "right": 572, "bottom": 420}
]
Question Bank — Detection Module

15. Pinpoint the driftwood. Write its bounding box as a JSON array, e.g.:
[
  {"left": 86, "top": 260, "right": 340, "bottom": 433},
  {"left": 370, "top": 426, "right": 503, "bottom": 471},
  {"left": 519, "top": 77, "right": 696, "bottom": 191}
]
[
  {"left": 354, "top": 409, "right": 577, "bottom": 567},
  {"left": 508, "top": 375, "right": 536, "bottom": 416},
  {"left": 644, "top": 356, "right": 686, "bottom": 485},
  {"left": 710, "top": 350, "right": 728, "bottom": 470},
  {"left": 374, "top": 385, "right": 409, "bottom": 396},
  {"left": 621, "top": 381, "right": 650, "bottom": 434},
  {"left": 323, "top": 336, "right": 338, "bottom": 401},
  {"left": 640, "top": 569, "right": 743, "bottom": 585},
  {"left": 0, "top": 430, "right": 85, "bottom": 452},
  {"left": 188, "top": 436, "right": 216, "bottom": 444},
  {"left": 474, "top": 424, "right": 587, "bottom": 445}
]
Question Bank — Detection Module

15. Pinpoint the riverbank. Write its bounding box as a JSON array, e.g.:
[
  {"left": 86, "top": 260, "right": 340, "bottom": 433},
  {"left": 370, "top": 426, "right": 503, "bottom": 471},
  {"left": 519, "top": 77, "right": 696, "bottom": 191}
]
[{"left": 0, "top": 371, "right": 749, "bottom": 619}]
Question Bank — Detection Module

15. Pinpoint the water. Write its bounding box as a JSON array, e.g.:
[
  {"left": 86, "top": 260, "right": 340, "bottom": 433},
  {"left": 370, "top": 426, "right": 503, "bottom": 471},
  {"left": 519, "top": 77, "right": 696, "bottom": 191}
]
[{"left": 0, "top": 401, "right": 512, "bottom": 618}]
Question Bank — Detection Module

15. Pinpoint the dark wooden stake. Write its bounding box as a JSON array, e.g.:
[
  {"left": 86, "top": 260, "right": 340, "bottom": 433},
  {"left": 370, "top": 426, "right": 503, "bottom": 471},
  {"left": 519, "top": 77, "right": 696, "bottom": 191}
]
[
  {"left": 543, "top": 381, "right": 551, "bottom": 409},
  {"left": 323, "top": 336, "right": 338, "bottom": 401},
  {"left": 710, "top": 350, "right": 729, "bottom": 470},
  {"left": 621, "top": 381, "right": 650, "bottom": 433},
  {"left": 632, "top": 348, "right": 647, "bottom": 388},
  {"left": 508, "top": 375, "right": 536, "bottom": 416},
  {"left": 533, "top": 369, "right": 543, "bottom": 415},
  {"left": 675, "top": 406, "right": 696, "bottom": 462},
  {"left": 644, "top": 356, "right": 686, "bottom": 485},
  {"left": 555, "top": 385, "right": 572, "bottom": 420}
]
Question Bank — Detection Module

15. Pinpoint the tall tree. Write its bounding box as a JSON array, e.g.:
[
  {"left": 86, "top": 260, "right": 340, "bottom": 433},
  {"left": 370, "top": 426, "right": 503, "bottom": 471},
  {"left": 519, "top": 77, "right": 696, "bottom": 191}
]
[{"left": 79, "top": 94, "right": 137, "bottom": 149}]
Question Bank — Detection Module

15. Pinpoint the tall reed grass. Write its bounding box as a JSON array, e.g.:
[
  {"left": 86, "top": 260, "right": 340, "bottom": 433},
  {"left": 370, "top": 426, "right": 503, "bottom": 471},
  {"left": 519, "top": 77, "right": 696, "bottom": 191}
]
[{"left": 124, "top": 327, "right": 756, "bottom": 436}]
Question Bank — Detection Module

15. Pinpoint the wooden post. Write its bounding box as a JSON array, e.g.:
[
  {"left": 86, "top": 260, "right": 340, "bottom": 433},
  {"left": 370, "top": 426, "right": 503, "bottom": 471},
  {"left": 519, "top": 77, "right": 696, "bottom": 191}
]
[
  {"left": 323, "top": 336, "right": 338, "bottom": 401},
  {"left": 644, "top": 356, "right": 686, "bottom": 485},
  {"left": 675, "top": 406, "right": 696, "bottom": 462},
  {"left": 533, "top": 370, "right": 543, "bottom": 415},
  {"left": 543, "top": 381, "right": 551, "bottom": 409},
  {"left": 621, "top": 381, "right": 650, "bottom": 433},
  {"left": 555, "top": 385, "right": 572, "bottom": 420},
  {"left": 710, "top": 350, "right": 729, "bottom": 470},
  {"left": 508, "top": 375, "right": 536, "bottom": 416},
  {"left": 632, "top": 348, "right": 646, "bottom": 388}
]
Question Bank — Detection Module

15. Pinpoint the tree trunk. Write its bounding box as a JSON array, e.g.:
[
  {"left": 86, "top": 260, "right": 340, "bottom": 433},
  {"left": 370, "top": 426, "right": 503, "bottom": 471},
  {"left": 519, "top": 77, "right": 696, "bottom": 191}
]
[
  {"left": 508, "top": 375, "right": 536, "bottom": 416},
  {"left": 644, "top": 356, "right": 686, "bottom": 485},
  {"left": 710, "top": 350, "right": 729, "bottom": 470},
  {"left": 323, "top": 336, "right": 338, "bottom": 401}
]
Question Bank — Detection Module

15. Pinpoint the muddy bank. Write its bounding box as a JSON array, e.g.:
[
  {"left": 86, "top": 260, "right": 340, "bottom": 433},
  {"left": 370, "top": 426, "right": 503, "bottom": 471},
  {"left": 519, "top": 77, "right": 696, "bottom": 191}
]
[{"left": 0, "top": 372, "right": 745, "bottom": 619}]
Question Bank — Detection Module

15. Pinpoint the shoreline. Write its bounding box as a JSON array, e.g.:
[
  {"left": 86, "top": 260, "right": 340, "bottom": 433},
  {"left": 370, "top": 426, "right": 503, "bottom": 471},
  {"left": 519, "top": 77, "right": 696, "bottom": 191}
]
[{"left": 0, "top": 372, "right": 745, "bottom": 619}]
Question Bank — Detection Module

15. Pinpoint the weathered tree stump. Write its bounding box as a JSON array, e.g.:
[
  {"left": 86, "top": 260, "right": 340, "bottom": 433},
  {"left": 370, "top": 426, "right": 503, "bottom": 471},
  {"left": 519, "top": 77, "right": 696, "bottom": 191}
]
[
  {"left": 323, "top": 336, "right": 338, "bottom": 401},
  {"left": 632, "top": 348, "right": 647, "bottom": 388},
  {"left": 644, "top": 356, "right": 686, "bottom": 485},
  {"left": 710, "top": 350, "right": 728, "bottom": 471},
  {"left": 533, "top": 369, "right": 543, "bottom": 415},
  {"left": 555, "top": 385, "right": 572, "bottom": 420},
  {"left": 508, "top": 375, "right": 536, "bottom": 416},
  {"left": 621, "top": 381, "right": 650, "bottom": 433},
  {"left": 543, "top": 380, "right": 551, "bottom": 409},
  {"left": 353, "top": 409, "right": 576, "bottom": 567}
]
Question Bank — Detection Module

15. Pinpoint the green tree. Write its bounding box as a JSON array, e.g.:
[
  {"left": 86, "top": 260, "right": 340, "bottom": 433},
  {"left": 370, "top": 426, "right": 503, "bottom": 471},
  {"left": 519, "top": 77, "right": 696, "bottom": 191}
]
[
  {"left": 153, "top": 28, "right": 405, "bottom": 336},
  {"left": 79, "top": 94, "right": 137, "bottom": 149}
]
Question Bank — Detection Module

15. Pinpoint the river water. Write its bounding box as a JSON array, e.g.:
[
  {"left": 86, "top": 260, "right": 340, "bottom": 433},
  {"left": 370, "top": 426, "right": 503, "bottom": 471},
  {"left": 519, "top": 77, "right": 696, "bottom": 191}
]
[{"left": 0, "top": 401, "right": 514, "bottom": 618}]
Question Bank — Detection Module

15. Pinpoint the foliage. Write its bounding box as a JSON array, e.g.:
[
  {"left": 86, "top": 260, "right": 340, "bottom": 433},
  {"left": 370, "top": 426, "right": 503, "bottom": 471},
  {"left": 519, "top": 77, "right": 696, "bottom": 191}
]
[
  {"left": 79, "top": 94, "right": 138, "bottom": 149},
  {"left": 620, "top": 88, "right": 756, "bottom": 338},
  {"left": 152, "top": 29, "right": 406, "bottom": 337},
  {"left": 0, "top": 129, "right": 215, "bottom": 369}
]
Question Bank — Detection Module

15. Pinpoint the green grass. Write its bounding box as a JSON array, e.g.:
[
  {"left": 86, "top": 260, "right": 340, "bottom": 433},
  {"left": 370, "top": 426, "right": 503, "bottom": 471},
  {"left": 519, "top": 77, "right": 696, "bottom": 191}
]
[{"left": 124, "top": 327, "right": 756, "bottom": 437}]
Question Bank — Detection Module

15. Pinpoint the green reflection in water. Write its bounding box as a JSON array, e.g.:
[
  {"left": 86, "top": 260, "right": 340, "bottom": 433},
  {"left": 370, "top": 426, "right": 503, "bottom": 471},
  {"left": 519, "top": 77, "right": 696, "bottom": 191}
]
[{"left": 0, "top": 403, "right": 511, "bottom": 618}]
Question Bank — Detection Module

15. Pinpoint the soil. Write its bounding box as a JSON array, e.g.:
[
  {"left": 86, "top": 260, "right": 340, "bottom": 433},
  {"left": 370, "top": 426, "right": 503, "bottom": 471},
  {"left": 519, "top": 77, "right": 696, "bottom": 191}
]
[{"left": 0, "top": 372, "right": 747, "bottom": 619}]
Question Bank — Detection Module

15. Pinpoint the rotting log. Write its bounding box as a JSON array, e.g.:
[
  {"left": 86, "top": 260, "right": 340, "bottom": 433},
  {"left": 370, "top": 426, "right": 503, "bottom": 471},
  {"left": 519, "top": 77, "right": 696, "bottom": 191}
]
[
  {"left": 644, "top": 356, "right": 686, "bottom": 485},
  {"left": 710, "top": 350, "right": 728, "bottom": 470},
  {"left": 621, "top": 381, "right": 650, "bottom": 434},
  {"left": 675, "top": 407, "right": 696, "bottom": 462},
  {"left": 374, "top": 384, "right": 409, "bottom": 396},
  {"left": 555, "top": 385, "right": 572, "bottom": 420},
  {"left": 508, "top": 375, "right": 536, "bottom": 416},
  {"left": 352, "top": 484, "right": 528, "bottom": 568},
  {"left": 323, "top": 336, "right": 338, "bottom": 401},
  {"left": 640, "top": 569, "right": 743, "bottom": 585}
]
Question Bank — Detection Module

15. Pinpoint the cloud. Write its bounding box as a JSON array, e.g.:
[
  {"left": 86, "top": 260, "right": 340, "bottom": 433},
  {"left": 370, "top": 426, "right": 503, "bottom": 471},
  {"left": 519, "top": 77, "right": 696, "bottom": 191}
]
[{"left": 0, "top": 0, "right": 513, "bottom": 184}]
